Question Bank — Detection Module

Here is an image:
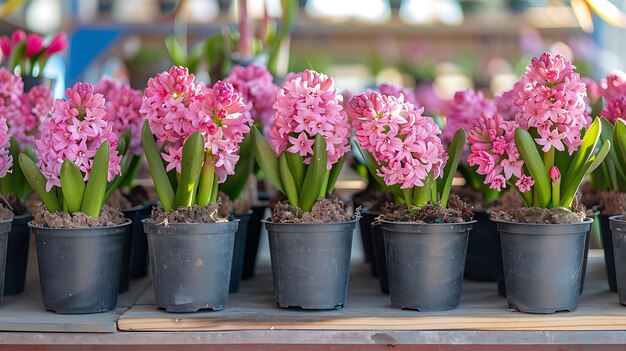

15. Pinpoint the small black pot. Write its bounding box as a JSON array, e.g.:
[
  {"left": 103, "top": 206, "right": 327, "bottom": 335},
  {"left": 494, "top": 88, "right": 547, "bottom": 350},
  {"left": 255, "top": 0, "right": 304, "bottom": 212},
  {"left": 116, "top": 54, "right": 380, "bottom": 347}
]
[
  {"left": 242, "top": 205, "right": 266, "bottom": 280},
  {"left": 371, "top": 217, "right": 389, "bottom": 294},
  {"left": 464, "top": 211, "right": 498, "bottom": 281},
  {"left": 31, "top": 220, "right": 130, "bottom": 314},
  {"left": 122, "top": 203, "right": 152, "bottom": 279},
  {"left": 600, "top": 214, "right": 618, "bottom": 292},
  {"left": 3, "top": 214, "right": 32, "bottom": 295},
  {"left": 495, "top": 224, "right": 591, "bottom": 297},
  {"left": 381, "top": 220, "right": 474, "bottom": 311},
  {"left": 358, "top": 211, "right": 377, "bottom": 275},
  {"left": 230, "top": 212, "right": 250, "bottom": 294},
  {"left": 118, "top": 223, "right": 132, "bottom": 293},
  {"left": 0, "top": 219, "right": 12, "bottom": 305},
  {"left": 21, "top": 76, "right": 55, "bottom": 92},
  {"left": 610, "top": 215, "right": 626, "bottom": 305},
  {"left": 497, "top": 219, "right": 592, "bottom": 314},
  {"left": 264, "top": 220, "right": 356, "bottom": 309},
  {"left": 144, "top": 220, "right": 238, "bottom": 313}
]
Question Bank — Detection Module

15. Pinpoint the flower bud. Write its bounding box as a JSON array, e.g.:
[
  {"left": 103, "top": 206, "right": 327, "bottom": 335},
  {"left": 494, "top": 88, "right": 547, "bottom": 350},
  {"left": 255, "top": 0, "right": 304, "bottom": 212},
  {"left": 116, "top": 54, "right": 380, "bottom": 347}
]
[{"left": 549, "top": 166, "right": 560, "bottom": 181}]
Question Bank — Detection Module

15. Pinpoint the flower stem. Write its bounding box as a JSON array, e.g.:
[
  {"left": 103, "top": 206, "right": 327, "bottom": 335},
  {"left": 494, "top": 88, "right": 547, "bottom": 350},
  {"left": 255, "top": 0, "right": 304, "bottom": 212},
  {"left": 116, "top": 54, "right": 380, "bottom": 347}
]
[
  {"left": 196, "top": 149, "right": 216, "bottom": 207},
  {"left": 543, "top": 147, "right": 555, "bottom": 174},
  {"left": 552, "top": 177, "right": 561, "bottom": 208}
]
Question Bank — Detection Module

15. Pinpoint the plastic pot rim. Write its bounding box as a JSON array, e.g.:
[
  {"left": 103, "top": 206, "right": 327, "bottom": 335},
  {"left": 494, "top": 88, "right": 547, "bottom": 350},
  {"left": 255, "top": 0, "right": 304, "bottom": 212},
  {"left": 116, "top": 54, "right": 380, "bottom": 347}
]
[
  {"left": 142, "top": 218, "right": 239, "bottom": 233},
  {"left": 495, "top": 217, "right": 593, "bottom": 235},
  {"left": 380, "top": 219, "right": 476, "bottom": 233},
  {"left": 29, "top": 218, "right": 131, "bottom": 236},
  {"left": 263, "top": 218, "right": 359, "bottom": 231}
]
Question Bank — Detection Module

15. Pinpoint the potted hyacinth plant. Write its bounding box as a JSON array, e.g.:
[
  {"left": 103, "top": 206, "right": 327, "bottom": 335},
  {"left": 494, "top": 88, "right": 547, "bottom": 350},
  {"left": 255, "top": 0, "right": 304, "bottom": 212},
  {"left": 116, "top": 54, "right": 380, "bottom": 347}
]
[
  {"left": 442, "top": 88, "right": 500, "bottom": 283},
  {"left": 348, "top": 90, "right": 472, "bottom": 312},
  {"left": 0, "top": 116, "right": 15, "bottom": 306},
  {"left": 0, "top": 68, "right": 52, "bottom": 296},
  {"left": 251, "top": 69, "right": 356, "bottom": 310},
  {"left": 140, "top": 66, "right": 250, "bottom": 313},
  {"left": 0, "top": 29, "right": 67, "bottom": 91},
  {"left": 354, "top": 82, "right": 421, "bottom": 292},
  {"left": 19, "top": 82, "right": 130, "bottom": 314},
  {"left": 221, "top": 63, "right": 279, "bottom": 291},
  {"left": 95, "top": 77, "right": 150, "bottom": 288},
  {"left": 468, "top": 53, "right": 609, "bottom": 314}
]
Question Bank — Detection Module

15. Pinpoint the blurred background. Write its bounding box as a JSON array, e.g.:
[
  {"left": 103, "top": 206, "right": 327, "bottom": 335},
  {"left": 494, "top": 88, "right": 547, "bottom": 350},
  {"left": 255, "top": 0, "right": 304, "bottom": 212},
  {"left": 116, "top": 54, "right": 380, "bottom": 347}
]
[{"left": 0, "top": 0, "right": 622, "bottom": 101}]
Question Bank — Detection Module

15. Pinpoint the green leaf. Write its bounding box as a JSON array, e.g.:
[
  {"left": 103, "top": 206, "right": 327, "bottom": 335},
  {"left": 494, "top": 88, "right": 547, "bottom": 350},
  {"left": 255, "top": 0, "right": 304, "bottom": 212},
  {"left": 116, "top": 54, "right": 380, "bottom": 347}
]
[
  {"left": 300, "top": 134, "right": 327, "bottom": 212},
  {"left": 561, "top": 118, "right": 601, "bottom": 195},
  {"left": 439, "top": 128, "right": 465, "bottom": 208},
  {"left": 250, "top": 125, "right": 283, "bottom": 193},
  {"left": 351, "top": 140, "right": 403, "bottom": 198},
  {"left": 268, "top": 0, "right": 297, "bottom": 74},
  {"left": 164, "top": 35, "right": 187, "bottom": 67},
  {"left": 187, "top": 40, "right": 205, "bottom": 73},
  {"left": 327, "top": 153, "right": 347, "bottom": 193},
  {"left": 60, "top": 160, "right": 85, "bottom": 213},
  {"left": 279, "top": 153, "right": 299, "bottom": 207},
  {"left": 514, "top": 128, "right": 551, "bottom": 208},
  {"left": 117, "top": 130, "right": 130, "bottom": 156},
  {"left": 196, "top": 150, "right": 216, "bottom": 207},
  {"left": 285, "top": 151, "right": 305, "bottom": 192},
  {"left": 141, "top": 120, "right": 174, "bottom": 211},
  {"left": 174, "top": 132, "right": 204, "bottom": 208},
  {"left": 18, "top": 153, "right": 61, "bottom": 212},
  {"left": 118, "top": 154, "right": 142, "bottom": 190},
  {"left": 561, "top": 140, "right": 611, "bottom": 208},
  {"left": 103, "top": 153, "right": 134, "bottom": 202},
  {"left": 81, "top": 141, "right": 110, "bottom": 217},
  {"left": 613, "top": 119, "right": 626, "bottom": 181}
]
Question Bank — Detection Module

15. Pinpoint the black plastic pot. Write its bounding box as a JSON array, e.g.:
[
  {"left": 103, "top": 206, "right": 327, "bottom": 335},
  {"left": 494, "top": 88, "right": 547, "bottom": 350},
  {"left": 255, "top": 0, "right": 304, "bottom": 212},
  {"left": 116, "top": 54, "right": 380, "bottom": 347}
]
[
  {"left": 122, "top": 203, "right": 152, "bottom": 279},
  {"left": 21, "top": 76, "right": 55, "bottom": 92},
  {"left": 264, "top": 220, "right": 356, "bottom": 309},
  {"left": 242, "top": 205, "right": 266, "bottom": 280},
  {"left": 464, "top": 211, "right": 498, "bottom": 281},
  {"left": 371, "top": 218, "right": 389, "bottom": 294},
  {"left": 497, "top": 219, "right": 592, "bottom": 314},
  {"left": 610, "top": 215, "right": 626, "bottom": 305},
  {"left": 381, "top": 220, "right": 474, "bottom": 311},
  {"left": 0, "top": 219, "right": 12, "bottom": 305},
  {"left": 31, "top": 220, "right": 129, "bottom": 314},
  {"left": 600, "top": 214, "right": 618, "bottom": 292},
  {"left": 495, "top": 224, "right": 591, "bottom": 297},
  {"left": 3, "top": 214, "right": 32, "bottom": 295},
  {"left": 118, "top": 224, "right": 132, "bottom": 293},
  {"left": 230, "top": 212, "right": 250, "bottom": 294},
  {"left": 358, "top": 211, "right": 377, "bottom": 275},
  {"left": 144, "top": 220, "right": 238, "bottom": 313}
]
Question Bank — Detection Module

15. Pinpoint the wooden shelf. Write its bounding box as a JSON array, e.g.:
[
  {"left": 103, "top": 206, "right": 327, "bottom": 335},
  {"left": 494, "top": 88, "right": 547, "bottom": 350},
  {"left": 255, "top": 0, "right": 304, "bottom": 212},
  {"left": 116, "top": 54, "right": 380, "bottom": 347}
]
[{"left": 118, "top": 252, "right": 625, "bottom": 333}]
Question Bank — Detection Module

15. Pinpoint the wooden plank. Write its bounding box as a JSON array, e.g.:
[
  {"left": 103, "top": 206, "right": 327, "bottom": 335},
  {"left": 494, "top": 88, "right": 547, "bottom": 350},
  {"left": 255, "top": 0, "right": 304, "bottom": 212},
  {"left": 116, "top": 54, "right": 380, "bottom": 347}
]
[
  {"left": 0, "top": 234, "right": 151, "bottom": 333},
  {"left": 118, "top": 252, "right": 626, "bottom": 332}
]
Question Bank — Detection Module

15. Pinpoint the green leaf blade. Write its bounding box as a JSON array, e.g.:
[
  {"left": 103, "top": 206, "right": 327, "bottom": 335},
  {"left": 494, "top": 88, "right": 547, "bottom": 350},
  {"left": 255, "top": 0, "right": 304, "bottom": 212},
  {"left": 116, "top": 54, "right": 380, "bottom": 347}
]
[
  {"left": 141, "top": 120, "right": 175, "bottom": 211},
  {"left": 81, "top": 141, "right": 110, "bottom": 217},
  {"left": 60, "top": 160, "right": 85, "bottom": 213}
]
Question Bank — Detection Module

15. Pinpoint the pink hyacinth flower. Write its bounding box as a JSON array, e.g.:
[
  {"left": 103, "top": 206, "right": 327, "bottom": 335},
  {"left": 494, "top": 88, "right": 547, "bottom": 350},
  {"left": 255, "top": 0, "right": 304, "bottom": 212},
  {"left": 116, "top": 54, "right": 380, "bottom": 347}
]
[
  {"left": 269, "top": 69, "right": 351, "bottom": 170},
  {"left": 36, "top": 82, "right": 122, "bottom": 191},
  {"left": 348, "top": 90, "right": 447, "bottom": 189}
]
